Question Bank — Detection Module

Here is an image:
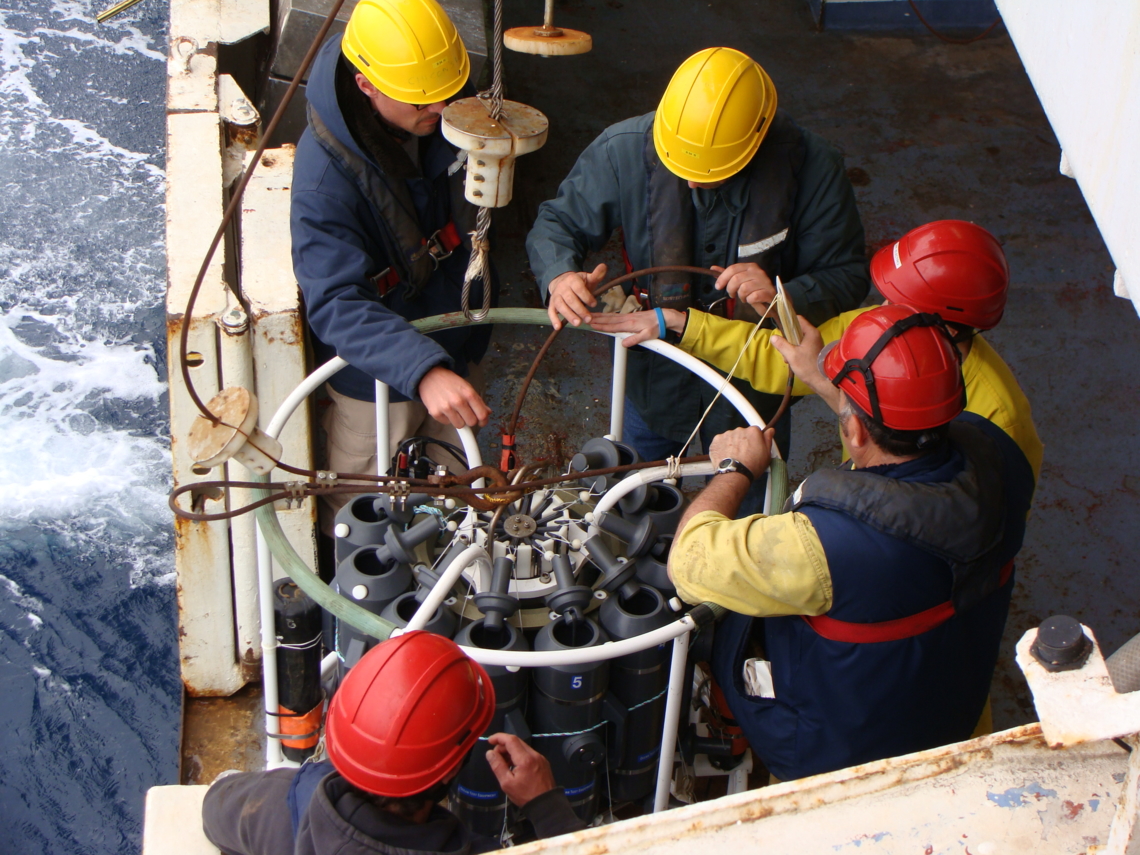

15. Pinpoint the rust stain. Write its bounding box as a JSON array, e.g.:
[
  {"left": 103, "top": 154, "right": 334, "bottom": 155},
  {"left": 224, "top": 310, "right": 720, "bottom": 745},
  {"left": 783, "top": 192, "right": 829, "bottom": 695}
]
[
  {"left": 1062, "top": 799, "right": 1084, "bottom": 820},
  {"left": 740, "top": 803, "right": 775, "bottom": 822}
]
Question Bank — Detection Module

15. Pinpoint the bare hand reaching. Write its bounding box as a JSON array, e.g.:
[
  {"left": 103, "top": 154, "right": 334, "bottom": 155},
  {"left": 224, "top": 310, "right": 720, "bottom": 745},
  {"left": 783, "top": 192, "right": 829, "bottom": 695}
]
[
  {"left": 769, "top": 316, "right": 843, "bottom": 414},
  {"left": 712, "top": 263, "right": 776, "bottom": 308},
  {"left": 485, "top": 732, "right": 557, "bottom": 807},
  {"left": 417, "top": 365, "right": 491, "bottom": 429},
  {"left": 587, "top": 307, "right": 687, "bottom": 346},
  {"left": 546, "top": 263, "right": 608, "bottom": 330},
  {"left": 708, "top": 426, "right": 773, "bottom": 480}
]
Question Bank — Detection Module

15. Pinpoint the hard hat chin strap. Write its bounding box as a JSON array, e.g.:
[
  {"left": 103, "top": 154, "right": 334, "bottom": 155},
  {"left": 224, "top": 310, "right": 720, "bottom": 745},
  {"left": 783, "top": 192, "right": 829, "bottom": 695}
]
[{"left": 829, "top": 312, "right": 954, "bottom": 425}]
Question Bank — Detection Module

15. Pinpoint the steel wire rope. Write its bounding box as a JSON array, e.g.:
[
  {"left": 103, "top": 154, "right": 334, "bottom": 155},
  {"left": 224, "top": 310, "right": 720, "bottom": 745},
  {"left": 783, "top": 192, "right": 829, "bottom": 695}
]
[{"left": 460, "top": 0, "right": 506, "bottom": 321}]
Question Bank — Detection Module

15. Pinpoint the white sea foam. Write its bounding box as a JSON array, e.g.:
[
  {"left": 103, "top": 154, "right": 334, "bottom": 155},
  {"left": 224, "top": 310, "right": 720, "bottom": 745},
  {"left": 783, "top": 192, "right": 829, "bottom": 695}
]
[
  {"left": 0, "top": 574, "right": 43, "bottom": 611},
  {"left": 0, "top": 316, "right": 171, "bottom": 547},
  {"left": 0, "top": 6, "right": 173, "bottom": 587},
  {"left": 33, "top": 27, "right": 166, "bottom": 62}
]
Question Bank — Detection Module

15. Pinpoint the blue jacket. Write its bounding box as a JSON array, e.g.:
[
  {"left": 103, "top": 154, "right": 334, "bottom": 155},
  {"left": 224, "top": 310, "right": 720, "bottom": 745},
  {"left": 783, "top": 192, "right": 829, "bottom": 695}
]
[
  {"left": 712, "top": 414, "right": 1035, "bottom": 781},
  {"left": 291, "top": 38, "right": 494, "bottom": 403},
  {"left": 526, "top": 112, "right": 869, "bottom": 441}
]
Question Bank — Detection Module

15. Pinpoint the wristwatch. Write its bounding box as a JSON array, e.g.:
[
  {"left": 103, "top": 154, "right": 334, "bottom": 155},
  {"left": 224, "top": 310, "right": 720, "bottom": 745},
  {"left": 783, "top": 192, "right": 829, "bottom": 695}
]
[{"left": 714, "top": 458, "right": 755, "bottom": 484}]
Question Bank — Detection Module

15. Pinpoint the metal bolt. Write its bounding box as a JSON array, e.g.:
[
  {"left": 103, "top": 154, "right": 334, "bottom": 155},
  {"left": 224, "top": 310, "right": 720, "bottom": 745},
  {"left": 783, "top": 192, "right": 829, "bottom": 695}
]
[{"left": 1031, "top": 615, "right": 1092, "bottom": 672}]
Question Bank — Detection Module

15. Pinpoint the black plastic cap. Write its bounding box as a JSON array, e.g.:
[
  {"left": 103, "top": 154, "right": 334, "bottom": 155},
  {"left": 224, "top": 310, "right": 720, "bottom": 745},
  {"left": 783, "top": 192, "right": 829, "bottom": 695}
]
[{"left": 1031, "top": 615, "right": 1092, "bottom": 672}]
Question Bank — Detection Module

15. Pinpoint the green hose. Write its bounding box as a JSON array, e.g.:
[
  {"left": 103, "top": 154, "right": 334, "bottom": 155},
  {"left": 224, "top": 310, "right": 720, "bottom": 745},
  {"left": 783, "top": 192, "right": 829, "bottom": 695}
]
[
  {"left": 768, "top": 457, "right": 790, "bottom": 515},
  {"left": 410, "top": 307, "right": 553, "bottom": 333},
  {"left": 253, "top": 308, "right": 759, "bottom": 638},
  {"left": 253, "top": 475, "right": 399, "bottom": 641}
]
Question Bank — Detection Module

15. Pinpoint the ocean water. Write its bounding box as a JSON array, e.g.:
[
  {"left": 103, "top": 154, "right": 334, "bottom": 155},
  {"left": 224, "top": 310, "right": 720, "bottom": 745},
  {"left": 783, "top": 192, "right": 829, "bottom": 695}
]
[{"left": 0, "top": 1, "right": 178, "bottom": 854}]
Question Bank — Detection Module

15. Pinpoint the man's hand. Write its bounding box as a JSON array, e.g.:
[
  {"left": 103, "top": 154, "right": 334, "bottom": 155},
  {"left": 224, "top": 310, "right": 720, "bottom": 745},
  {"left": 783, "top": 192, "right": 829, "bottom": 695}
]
[
  {"left": 547, "top": 263, "right": 608, "bottom": 330},
  {"left": 769, "top": 316, "right": 842, "bottom": 413},
  {"left": 485, "top": 733, "right": 557, "bottom": 807},
  {"left": 417, "top": 365, "right": 491, "bottom": 429},
  {"left": 708, "top": 426, "right": 773, "bottom": 481},
  {"left": 587, "top": 308, "right": 687, "bottom": 347},
  {"left": 712, "top": 263, "right": 776, "bottom": 308}
]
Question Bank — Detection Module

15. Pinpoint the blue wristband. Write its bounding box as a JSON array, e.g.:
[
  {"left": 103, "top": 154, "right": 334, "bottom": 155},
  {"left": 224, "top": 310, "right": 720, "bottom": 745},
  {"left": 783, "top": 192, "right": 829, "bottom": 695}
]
[{"left": 655, "top": 307, "right": 667, "bottom": 340}]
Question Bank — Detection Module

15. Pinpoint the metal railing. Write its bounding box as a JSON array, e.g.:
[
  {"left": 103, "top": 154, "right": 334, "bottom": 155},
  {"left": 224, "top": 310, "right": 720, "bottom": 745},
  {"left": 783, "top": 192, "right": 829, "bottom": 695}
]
[{"left": 252, "top": 308, "right": 781, "bottom": 812}]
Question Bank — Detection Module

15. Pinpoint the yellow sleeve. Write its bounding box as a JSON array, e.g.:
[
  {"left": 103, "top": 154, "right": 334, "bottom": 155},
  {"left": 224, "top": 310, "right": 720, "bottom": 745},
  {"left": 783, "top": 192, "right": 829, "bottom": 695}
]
[
  {"left": 678, "top": 309, "right": 867, "bottom": 396},
  {"left": 670, "top": 510, "right": 833, "bottom": 617},
  {"left": 961, "top": 336, "right": 1044, "bottom": 483}
]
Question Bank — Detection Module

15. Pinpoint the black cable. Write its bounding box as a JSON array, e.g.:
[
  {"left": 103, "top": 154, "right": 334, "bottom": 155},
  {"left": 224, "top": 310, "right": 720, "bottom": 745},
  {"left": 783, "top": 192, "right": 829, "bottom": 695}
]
[{"left": 394, "top": 436, "right": 470, "bottom": 469}]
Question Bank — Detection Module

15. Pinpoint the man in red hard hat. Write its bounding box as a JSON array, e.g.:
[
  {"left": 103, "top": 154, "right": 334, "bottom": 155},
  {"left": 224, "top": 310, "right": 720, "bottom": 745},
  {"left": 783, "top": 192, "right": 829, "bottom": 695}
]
[
  {"left": 667, "top": 306, "right": 1036, "bottom": 781},
  {"left": 202, "top": 632, "right": 583, "bottom": 855},
  {"left": 591, "top": 219, "right": 1044, "bottom": 483}
]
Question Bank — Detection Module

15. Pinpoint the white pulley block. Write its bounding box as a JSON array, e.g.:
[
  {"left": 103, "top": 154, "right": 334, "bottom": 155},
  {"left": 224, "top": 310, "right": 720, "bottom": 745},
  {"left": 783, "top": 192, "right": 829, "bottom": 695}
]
[
  {"left": 187, "top": 386, "right": 282, "bottom": 474},
  {"left": 441, "top": 98, "right": 548, "bottom": 208}
]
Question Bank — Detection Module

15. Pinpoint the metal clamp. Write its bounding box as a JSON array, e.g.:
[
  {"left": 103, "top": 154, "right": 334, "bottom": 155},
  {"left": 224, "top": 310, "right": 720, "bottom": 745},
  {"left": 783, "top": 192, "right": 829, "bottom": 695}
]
[{"left": 410, "top": 228, "right": 455, "bottom": 269}]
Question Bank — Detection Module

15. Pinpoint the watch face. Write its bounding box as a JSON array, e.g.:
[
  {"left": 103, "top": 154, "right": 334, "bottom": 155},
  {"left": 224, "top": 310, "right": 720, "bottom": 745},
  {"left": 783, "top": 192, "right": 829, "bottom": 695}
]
[{"left": 717, "top": 458, "right": 735, "bottom": 471}]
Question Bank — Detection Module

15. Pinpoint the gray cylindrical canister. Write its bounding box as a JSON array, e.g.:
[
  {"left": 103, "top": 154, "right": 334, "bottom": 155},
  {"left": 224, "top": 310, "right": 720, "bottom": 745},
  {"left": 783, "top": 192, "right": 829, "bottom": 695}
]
[{"left": 531, "top": 618, "right": 609, "bottom": 821}]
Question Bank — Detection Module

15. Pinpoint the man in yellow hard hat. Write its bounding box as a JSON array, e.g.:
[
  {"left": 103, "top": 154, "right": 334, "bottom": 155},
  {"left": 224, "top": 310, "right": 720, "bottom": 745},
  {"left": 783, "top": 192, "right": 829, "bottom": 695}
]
[
  {"left": 291, "top": 0, "right": 495, "bottom": 529},
  {"left": 527, "top": 47, "right": 869, "bottom": 513}
]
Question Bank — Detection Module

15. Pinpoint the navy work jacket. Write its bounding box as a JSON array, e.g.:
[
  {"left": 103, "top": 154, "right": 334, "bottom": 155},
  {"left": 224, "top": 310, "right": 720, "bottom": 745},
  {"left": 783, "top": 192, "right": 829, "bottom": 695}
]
[
  {"left": 713, "top": 414, "right": 1035, "bottom": 781},
  {"left": 291, "top": 38, "right": 493, "bottom": 403}
]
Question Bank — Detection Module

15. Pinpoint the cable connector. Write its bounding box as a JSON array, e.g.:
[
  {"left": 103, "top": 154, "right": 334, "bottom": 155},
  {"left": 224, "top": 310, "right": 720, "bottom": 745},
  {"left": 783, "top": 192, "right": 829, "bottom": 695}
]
[
  {"left": 389, "top": 480, "right": 411, "bottom": 513},
  {"left": 282, "top": 481, "right": 308, "bottom": 508},
  {"left": 500, "top": 433, "right": 517, "bottom": 471}
]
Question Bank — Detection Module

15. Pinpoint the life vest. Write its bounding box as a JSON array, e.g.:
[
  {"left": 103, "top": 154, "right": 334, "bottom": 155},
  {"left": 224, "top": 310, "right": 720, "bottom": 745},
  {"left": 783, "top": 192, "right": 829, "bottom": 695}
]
[
  {"left": 791, "top": 419, "right": 1012, "bottom": 641},
  {"left": 712, "top": 415, "right": 1035, "bottom": 781},
  {"left": 307, "top": 104, "right": 476, "bottom": 301},
  {"left": 627, "top": 108, "right": 806, "bottom": 312}
]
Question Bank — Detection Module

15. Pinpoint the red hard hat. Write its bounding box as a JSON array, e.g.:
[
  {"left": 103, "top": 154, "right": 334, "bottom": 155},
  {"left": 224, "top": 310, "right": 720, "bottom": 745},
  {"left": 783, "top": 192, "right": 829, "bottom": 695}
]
[
  {"left": 870, "top": 220, "right": 1009, "bottom": 330},
  {"left": 325, "top": 631, "right": 495, "bottom": 797},
  {"left": 822, "top": 305, "right": 965, "bottom": 431}
]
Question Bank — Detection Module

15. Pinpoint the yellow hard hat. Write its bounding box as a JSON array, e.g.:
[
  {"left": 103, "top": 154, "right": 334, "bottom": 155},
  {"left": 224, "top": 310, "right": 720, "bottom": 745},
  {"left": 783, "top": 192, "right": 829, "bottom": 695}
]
[
  {"left": 653, "top": 48, "right": 777, "bottom": 184},
  {"left": 342, "top": 0, "right": 470, "bottom": 105}
]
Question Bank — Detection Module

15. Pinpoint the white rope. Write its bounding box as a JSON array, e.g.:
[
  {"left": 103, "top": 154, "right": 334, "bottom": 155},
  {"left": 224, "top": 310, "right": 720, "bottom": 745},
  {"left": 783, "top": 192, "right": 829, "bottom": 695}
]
[{"left": 664, "top": 300, "right": 777, "bottom": 471}]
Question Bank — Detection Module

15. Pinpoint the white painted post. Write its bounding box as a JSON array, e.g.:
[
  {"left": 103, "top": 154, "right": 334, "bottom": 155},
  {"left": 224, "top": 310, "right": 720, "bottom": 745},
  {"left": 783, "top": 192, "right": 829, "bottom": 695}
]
[
  {"left": 166, "top": 106, "right": 244, "bottom": 697},
  {"left": 654, "top": 629, "right": 691, "bottom": 812},
  {"left": 375, "top": 381, "right": 390, "bottom": 476},
  {"left": 218, "top": 301, "right": 261, "bottom": 678},
  {"left": 240, "top": 147, "right": 318, "bottom": 585},
  {"left": 608, "top": 337, "right": 627, "bottom": 440}
]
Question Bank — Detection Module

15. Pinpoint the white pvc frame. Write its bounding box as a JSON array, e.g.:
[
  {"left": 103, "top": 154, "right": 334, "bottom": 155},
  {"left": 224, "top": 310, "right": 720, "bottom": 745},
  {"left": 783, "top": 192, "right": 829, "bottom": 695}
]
[{"left": 256, "top": 326, "right": 775, "bottom": 812}]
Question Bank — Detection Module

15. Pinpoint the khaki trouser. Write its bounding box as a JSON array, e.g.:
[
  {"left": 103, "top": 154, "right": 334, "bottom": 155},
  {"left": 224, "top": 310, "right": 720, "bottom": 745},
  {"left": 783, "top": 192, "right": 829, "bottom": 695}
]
[{"left": 319, "top": 363, "right": 484, "bottom": 533}]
